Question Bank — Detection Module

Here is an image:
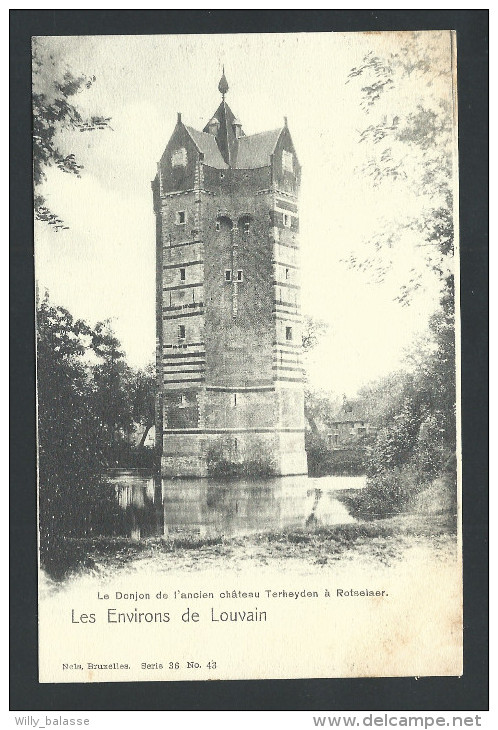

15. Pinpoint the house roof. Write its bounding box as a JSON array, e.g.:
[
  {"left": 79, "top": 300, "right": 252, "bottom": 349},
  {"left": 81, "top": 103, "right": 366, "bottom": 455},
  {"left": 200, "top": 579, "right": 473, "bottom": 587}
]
[
  {"left": 234, "top": 128, "right": 282, "bottom": 169},
  {"left": 331, "top": 403, "right": 368, "bottom": 424},
  {"left": 184, "top": 125, "right": 228, "bottom": 169}
]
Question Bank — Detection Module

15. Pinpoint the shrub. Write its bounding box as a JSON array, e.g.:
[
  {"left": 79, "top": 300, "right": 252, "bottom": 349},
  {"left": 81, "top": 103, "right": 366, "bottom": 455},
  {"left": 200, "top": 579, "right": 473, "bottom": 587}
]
[
  {"left": 344, "top": 466, "right": 422, "bottom": 520},
  {"left": 305, "top": 432, "right": 366, "bottom": 476}
]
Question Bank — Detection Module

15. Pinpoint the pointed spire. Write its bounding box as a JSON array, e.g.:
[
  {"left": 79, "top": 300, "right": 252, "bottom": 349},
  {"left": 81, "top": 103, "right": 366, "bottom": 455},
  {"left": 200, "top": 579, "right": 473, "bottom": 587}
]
[{"left": 218, "top": 66, "right": 229, "bottom": 98}]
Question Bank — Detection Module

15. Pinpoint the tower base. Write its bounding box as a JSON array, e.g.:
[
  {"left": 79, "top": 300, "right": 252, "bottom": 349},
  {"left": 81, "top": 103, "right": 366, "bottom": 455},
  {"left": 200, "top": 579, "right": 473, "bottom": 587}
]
[{"left": 160, "top": 432, "right": 308, "bottom": 478}]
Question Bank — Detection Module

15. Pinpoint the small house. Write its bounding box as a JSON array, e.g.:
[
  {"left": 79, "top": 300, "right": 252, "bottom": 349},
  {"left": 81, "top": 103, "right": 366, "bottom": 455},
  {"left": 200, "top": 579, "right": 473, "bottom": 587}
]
[{"left": 327, "top": 401, "right": 375, "bottom": 450}]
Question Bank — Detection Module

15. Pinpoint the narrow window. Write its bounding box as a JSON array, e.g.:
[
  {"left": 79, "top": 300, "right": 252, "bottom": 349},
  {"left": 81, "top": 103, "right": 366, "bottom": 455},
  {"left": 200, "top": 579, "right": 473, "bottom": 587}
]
[
  {"left": 216, "top": 221, "right": 221, "bottom": 231},
  {"left": 243, "top": 221, "right": 250, "bottom": 234},
  {"left": 282, "top": 150, "right": 293, "bottom": 172},
  {"left": 283, "top": 213, "right": 292, "bottom": 228},
  {"left": 180, "top": 267, "right": 186, "bottom": 281},
  {"left": 237, "top": 270, "right": 243, "bottom": 282},
  {"left": 179, "top": 394, "right": 186, "bottom": 406},
  {"left": 176, "top": 211, "right": 186, "bottom": 225},
  {"left": 225, "top": 270, "right": 232, "bottom": 282},
  {"left": 286, "top": 326, "right": 293, "bottom": 341},
  {"left": 178, "top": 324, "right": 186, "bottom": 340},
  {"left": 234, "top": 393, "right": 237, "bottom": 406},
  {"left": 171, "top": 148, "right": 187, "bottom": 167},
  {"left": 234, "top": 438, "right": 238, "bottom": 450},
  {"left": 285, "top": 268, "right": 290, "bottom": 280}
]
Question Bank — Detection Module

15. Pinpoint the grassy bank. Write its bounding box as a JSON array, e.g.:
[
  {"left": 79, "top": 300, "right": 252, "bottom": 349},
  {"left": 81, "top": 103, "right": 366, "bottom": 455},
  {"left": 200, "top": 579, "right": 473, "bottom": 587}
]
[
  {"left": 42, "top": 498, "right": 457, "bottom": 583},
  {"left": 342, "top": 469, "right": 457, "bottom": 521}
]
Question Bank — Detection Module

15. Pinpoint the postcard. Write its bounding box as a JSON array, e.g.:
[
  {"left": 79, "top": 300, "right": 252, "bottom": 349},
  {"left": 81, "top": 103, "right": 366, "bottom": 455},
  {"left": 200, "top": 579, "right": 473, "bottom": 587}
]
[{"left": 34, "top": 31, "right": 462, "bottom": 683}]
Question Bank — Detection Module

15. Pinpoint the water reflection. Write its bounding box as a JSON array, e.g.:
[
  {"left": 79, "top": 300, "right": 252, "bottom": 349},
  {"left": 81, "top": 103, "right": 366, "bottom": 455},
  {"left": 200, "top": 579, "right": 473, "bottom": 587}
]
[{"left": 108, "top": 471, "right": 366, "bottom": 541}]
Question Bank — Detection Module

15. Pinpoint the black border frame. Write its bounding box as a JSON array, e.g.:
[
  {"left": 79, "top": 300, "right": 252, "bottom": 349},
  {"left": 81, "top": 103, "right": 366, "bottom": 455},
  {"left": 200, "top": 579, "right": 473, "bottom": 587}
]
[{"left": 10, "top": 9, "right": 489, "bottom": 711}]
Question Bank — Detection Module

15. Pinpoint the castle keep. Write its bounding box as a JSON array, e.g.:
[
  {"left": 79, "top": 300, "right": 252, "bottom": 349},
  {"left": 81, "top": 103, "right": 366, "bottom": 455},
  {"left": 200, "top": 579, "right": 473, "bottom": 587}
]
[{"left": 152, "top": 73, "right": 308, "bottom": 477}]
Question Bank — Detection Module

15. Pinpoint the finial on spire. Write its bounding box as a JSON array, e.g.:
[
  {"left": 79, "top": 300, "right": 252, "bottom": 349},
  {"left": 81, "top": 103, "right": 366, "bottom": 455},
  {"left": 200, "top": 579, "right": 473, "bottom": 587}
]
[{"left": 218, "top": 67, "right": 229, "bottom": 98}]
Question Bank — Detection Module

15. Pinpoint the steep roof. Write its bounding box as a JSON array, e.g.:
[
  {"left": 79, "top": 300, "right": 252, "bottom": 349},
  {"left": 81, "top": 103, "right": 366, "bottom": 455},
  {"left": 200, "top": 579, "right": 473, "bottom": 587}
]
[
  {"left": 203, "top": 100, "right": 240, "bottom": 166},
  {"left": 234, "top": 128, "right": 282, "bottom": 169},
  {"left": 184, "top": 125, "right": 228, "bottom": 169},
  {"left": 331, "top": 403, "right": 368, "bottom": 424}
]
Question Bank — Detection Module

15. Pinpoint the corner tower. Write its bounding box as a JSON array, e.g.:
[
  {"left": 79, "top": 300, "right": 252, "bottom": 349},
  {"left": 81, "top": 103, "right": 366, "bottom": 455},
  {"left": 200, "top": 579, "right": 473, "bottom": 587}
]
[{"left": 152, "top": 73, "right": 308, "bottom": 477}]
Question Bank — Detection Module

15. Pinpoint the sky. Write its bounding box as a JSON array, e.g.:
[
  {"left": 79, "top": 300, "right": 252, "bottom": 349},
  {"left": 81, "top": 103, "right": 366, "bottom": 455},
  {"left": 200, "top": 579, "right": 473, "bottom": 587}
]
[{"left": 34, "top": 31, "right": 455, "bottom": 396}]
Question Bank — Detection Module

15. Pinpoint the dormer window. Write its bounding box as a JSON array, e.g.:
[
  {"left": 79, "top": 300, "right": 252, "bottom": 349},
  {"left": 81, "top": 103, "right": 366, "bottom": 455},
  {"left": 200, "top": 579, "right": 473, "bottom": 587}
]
[
  {"left": 282, "top": 150, "right": 293, "bottom": 173},
  {"left": 208, "top": 117, "right": 220, "bottom": 135},
  {"left": 176, "top": 211, "right": 186, "bottom": 225},
  {"left": 171, "top": 148, "right": 187, "bottom": 167},
  {"left": 233, "top": 119, "right": 243, "bottom": 139}
]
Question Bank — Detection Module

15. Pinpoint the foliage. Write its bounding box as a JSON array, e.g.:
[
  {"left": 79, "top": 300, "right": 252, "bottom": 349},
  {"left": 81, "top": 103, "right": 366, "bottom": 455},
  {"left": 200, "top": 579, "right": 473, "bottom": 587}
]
[
  {"left": 129, "top": 363, "right": 156, "bottom": 448},
  {"left": 345, "top": 32, "right": 455, "bottom": 305},
  {"left": 32, "top": 37, "right": 111, "bottom": 230},
  {"left": 343, "top": 466, "right": 422, "bottom": 521},
  {"left": 368, "top": 396, "right": 423, "bottom": 475},
  {"left": 91, "top": 320, "right": 134, "bottom": 451},
  {"left": 36, "top": 295, "right": 119, "bottom": 572},
  {"left": 355, "top": 371, "right": 414, "bottom": 428},
  {"left": 305, "top": 432, "right": 367, "bottom": 477},
  {"left": 37, "top": 295, "right": 158, "bottom": 573},
  {"left": 301, "top": 315, "right": 329, "bottom": 352},
  {"left": 304, "top": 389, "right": 340, "bottom": 434},
  {"left": 347, "top": 320, "right": 455, "bottom": 519},
  {"left": 340, "top": 35, "right": 457, "bottom": 517},
  {"left": 206, "top": 442, "right": 276, "bottom": 478}
]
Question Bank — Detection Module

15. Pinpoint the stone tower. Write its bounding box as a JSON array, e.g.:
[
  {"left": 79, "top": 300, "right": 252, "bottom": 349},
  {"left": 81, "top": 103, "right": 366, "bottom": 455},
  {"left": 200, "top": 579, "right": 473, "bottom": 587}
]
[{"left": 152, "top": 73, "right": 308, "bottom": 477}]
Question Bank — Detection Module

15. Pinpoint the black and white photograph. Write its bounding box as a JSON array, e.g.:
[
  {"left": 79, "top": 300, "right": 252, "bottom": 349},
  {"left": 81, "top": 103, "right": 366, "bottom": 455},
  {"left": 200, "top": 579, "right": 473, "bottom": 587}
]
[{"left": 33, "top": 29, "right": 463, "bottom": 683}]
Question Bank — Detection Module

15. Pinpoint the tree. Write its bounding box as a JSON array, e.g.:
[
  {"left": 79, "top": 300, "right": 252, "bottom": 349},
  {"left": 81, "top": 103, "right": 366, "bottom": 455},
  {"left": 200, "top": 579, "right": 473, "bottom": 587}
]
[
  {"left": 129, "top": 363, "right": 156, "bottom": 448},
  {"left": 345, "top": 32, "right": 455, "bottom": 306},
  {"left": 32, "top": 37, "right": 111, "bottom": 229},
  {"left": 304, "top": 389, "right": 341, "bottom": 434},
  {"left": 300, "top": 315, "right": 333, "bottom": 432},
  {"left": 36, "top": 295, "right": 118, "bottom": 569},
  {"left": 344, "top": 33, "right": 457, "bottom": 479},
  {"left": 91, "top": 320, "right": 134, "bottom": 450},
  {"left": 301, "top": 315, "right": 329, "bottom": 352}
]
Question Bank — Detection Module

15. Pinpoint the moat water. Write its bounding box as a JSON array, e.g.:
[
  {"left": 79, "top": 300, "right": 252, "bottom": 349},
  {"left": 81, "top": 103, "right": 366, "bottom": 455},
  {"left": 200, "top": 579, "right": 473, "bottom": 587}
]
[{"left": 106, "top": 471, "right": 367, "bottom": 541}]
